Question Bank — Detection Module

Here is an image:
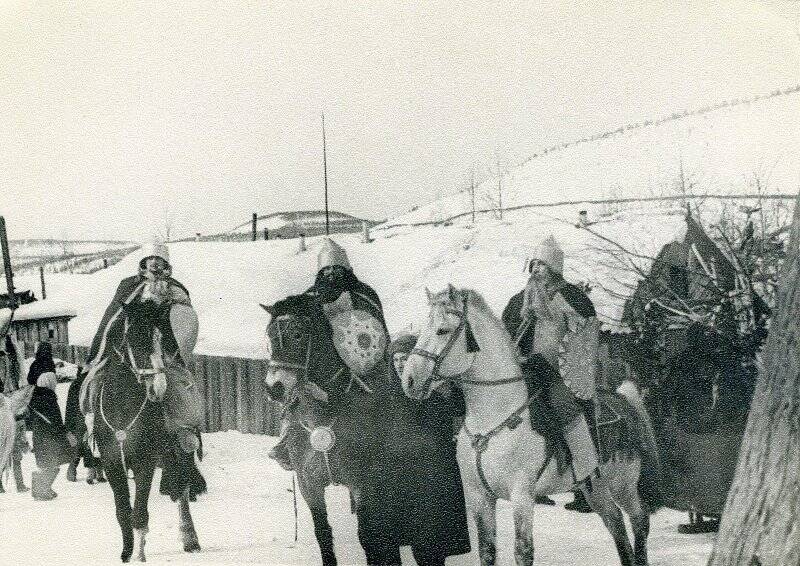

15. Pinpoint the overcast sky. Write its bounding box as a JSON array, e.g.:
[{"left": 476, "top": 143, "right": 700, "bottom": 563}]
[{"left": 1, "top": 1, "right": 799, "bottom": 241}]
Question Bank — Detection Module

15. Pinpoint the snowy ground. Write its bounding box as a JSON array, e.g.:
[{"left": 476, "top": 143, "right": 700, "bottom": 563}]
[{"left": 2, "top": 428, "right": 714, "bottom": 566}]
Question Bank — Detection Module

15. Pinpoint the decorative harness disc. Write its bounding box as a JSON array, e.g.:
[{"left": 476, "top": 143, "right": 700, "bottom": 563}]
[
  {"left": 328, "top": 310, "right": 387, "bottom": 376},
  {"left": 309, "top": 425, "right": 336, "bottom": 452}
]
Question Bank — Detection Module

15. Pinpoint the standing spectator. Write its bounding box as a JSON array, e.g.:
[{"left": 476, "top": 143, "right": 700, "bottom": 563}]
[
  {"left": 29, "top": 371, "right": 75, "bottom": 500},
  {"left": 27, "top": 342, "right": 56, "bottom": 386},
  {"left": 64, "top": 368, "right": 104, "bottom": 484}
]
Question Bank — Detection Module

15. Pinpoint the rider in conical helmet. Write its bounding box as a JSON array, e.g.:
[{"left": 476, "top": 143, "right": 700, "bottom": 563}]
[
  {"left": 268, "top": 238, "right": 389, "bottom": 470},
  {"left": 502, "top": 235, "right": 600, "bottom": 508},
  {"left": 80, "top": 242, "right": 202, "bottom": 453}
]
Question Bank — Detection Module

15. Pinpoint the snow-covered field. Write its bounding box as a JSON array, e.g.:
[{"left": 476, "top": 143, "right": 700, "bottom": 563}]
[
  {"left": 5, "top": 203, "right": 704, "bottom": 360},
  {"left": 1, "top": 428, "right": 715, "bottom": 566}
]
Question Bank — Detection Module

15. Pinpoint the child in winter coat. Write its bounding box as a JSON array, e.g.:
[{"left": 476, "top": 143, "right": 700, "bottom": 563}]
[{"left": 29, "top": 371, "right": 75, "bottom": 500}]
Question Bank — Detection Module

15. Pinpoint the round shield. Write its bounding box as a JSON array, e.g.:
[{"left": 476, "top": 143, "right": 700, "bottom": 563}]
[
  {"left": 309, "top": 426, "right": 336, "bottom": 452},
  {"left": 169, "top": 304, "right": 199, "bottom": 364},
  {"left": 328, "top": 310, "right": 387, "bottom": 376}
]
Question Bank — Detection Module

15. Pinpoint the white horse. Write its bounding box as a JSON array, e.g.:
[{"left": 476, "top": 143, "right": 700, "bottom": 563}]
[{"left": 401, "top": 285, "right": 662, "bottom": 566}]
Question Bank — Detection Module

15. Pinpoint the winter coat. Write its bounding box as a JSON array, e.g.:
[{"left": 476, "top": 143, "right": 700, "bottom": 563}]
[
  {"left": 502, "top": 279, "right": 596, "bottom": 372},
  {"left": 87, "top": 274, "right": 190, "bottom": 366},
  {"left": 29, "top": 387, "right": 73, "bottom": 468},
  {"left": 384, "top": 364, "right": 470, "bottom": 557},
  {"left": 27, "top": 356, "right": 57, "bottom": 387}
]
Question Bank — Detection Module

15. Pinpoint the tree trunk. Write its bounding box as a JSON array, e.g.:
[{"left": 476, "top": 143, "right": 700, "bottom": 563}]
[{"left": 708, "top": 193, "right": 800, "bottom": 566}]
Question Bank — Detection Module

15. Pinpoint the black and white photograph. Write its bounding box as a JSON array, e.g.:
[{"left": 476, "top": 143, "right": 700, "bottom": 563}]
[{"left": 1, "top": 2, "right": 798, "bottom": 564}]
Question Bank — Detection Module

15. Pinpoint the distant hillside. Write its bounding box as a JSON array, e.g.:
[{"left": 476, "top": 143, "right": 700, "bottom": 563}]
[
  {"left": 185, "top": 210, "right": 382, "bottom": 242},
  {"left": 385, "top": 84, "right": 800, "bottom": 227},
  {"left": 7, "top": 239, "right": 138, "bottom": 275}
]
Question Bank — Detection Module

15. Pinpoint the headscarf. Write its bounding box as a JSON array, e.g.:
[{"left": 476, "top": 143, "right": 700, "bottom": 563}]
[{"left": 36, "top": 371, "right": 57, "bottom": 391}]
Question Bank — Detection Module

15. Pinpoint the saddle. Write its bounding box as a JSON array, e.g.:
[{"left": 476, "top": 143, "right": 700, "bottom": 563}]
[{"left": 520, "top": 356, "right": 624, "bottom": 474}]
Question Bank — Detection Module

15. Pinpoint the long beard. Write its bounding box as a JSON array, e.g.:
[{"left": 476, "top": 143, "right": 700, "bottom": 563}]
[{"left": 139, "top": 268, "right": 172, "bottom": 303}]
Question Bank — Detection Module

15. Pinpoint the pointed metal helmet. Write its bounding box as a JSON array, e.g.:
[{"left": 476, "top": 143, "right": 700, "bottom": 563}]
[
  {"left": 317, "top": 238, "right": 352, "bottom": 272},
  {"left": 139, "top": 242, "right": 170, "bottom": 265},
  {"left": 529, "top": 235, "right": 564, "bottom": 275}
]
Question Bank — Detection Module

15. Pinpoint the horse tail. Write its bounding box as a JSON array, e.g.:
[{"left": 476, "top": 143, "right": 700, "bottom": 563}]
[{"left": 616, "top": 380, "right": 663, "bottom": 513}]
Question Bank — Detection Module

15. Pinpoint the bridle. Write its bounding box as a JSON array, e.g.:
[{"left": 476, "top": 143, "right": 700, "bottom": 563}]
[
  {"left": 408, "top": 289, "right": 538, "bottom": 499},
  {"left": 102, "top": 309, "right": 167, "bottom": 472},
  {"left": 408, "top": 290, "right": 480, "bottom": 398},
  {"left": 266, "top": 313, "right": 349, "bottom": 485}
]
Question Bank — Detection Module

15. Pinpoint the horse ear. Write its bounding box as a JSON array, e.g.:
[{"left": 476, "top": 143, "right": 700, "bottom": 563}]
[
  {"left": 447, "top": 284, "right": 456, "bottom": 302},
  {"left": 260, "top": 303, "right": 275, "bottom": 316},
  {"left": 424, "top": 287, "right": 433, "bottom": 304}
]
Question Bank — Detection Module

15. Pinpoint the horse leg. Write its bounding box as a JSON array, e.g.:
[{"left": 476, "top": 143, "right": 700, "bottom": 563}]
[
  {"left": 511, "top": 482, "right": 535, "bottom": 566},
  {"left": 106, "top": 461, "right": 134, "bottom": 562},
  {"left": 178, "top": 485, "right": 201, "bottom": 552},
  {"left": 610, "top": 473, "right": 651, "bottom": 566},
  {"left": 131, "top": 464, "right": 155, "bottom": 562},
  {"left": 297, "top": 475, "right": 337, "bottom": 566},
  {"left": 472, "top": 497, "right": 498, "bottom": 566},
  {"left": 584, "top": 484, "right": 635, "bottom": 566}
]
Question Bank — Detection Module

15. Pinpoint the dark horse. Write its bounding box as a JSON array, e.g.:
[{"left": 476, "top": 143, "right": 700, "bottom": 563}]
[
  {"left": 263, "top": 294, "right": 470, "bottom": 566},
  {"left": 94, "top": 299, "right": 202, "bottom": 562}
]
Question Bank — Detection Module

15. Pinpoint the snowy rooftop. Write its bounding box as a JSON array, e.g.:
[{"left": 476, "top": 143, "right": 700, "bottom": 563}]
[
  {"left": 10, "top": 300, "right": 77, "bottom": 322},
  {"left": 8, "top": 204, "right": 690, "bottom": 359}
]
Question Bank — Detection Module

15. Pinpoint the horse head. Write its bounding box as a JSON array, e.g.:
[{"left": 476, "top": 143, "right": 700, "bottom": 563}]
[
  {"left": 401, "top": 284, "right": 480, "bottom": 400},
  {"left": 262, "top": 294, "right": 317, "bottom": 403},
  {"left": 119, "top": 300, "right": 169, "bottom": 402}
]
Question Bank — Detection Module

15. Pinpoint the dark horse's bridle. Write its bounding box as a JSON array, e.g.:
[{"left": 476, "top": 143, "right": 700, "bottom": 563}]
[
  {"left": 99, "top": 306, "right": 167, "bottom": 472},
  {"left": 267, "top": 314, "right": 348, "bottom": 485}
]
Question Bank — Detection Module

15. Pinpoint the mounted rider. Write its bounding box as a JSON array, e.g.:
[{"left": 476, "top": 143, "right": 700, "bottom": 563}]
[
  {"left": 80, "top": 242, "right": 202, "bottom": 453},
  {"left": 268, "top": 238, "right": 389, "bottom": 470},
  {"left": 501, "top": 235, "right": 600, "bottom": 485}
]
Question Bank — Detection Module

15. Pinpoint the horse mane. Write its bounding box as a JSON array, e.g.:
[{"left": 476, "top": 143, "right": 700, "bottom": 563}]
[
  {"left": 270, "top": 293, "right": 316, "bottom": 319},
  {"left": 461, "top": 288, "right": 519, "bottom": 363}
]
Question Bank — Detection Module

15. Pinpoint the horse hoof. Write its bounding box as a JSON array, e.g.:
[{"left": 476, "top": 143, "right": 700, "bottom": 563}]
[
  {"left": 183, "top": 541, "right": 201, "bottom": 553},
  {"left": 121, "top": 554, "right": 131, "bottom": 563}
]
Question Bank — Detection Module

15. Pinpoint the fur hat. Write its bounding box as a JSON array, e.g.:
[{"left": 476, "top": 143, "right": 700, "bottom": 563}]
[
  {"left": 317, "top": 238, "right": 352, "bottom": 272},
  {"left": 36, "top": 371, "right": 57, "bottom": 391},
  {"left": 389, "top": 331, "right": 418, "bottom": 356},
  {"left": 528, "top": 235, "right": 564, "bottom": 275},
  {"left": 0, "top": 308, "right": 12, "bottom": 337},
  {"left": 139, "top": 242, "right": 170, "bottom": 266}
]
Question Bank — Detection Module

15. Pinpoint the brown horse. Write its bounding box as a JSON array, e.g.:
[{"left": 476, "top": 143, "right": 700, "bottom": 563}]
[
  {"left": 94, "top": 299, "right": 201, "bottom": 562},
  {"left": 263, "top": 293, "right": 469, "bottom": 566},
  {"left": 402, "top": 286, "right": 663, "bottom": 566}
]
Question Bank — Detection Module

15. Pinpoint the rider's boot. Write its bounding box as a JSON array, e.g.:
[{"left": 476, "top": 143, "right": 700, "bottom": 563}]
[
  {"left": 268, "top": 421, "right": 294, "bottom": 471},
  {"left": 565, "top": 489, "right": 593, "bottom": 513},
  {"left": 564, "top": 414, "right": 599, "bottom": 484}
]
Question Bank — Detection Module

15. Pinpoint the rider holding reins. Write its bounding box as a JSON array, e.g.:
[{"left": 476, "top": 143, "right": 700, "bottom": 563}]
[
  {"left": 80, "top": 243, "right": 202, "bottom": 453},
  {"left": 502, "top": 235, "right": 600, "bottom": 494}
]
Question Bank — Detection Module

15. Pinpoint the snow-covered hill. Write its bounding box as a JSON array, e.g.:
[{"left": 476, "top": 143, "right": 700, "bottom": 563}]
[
  {"left": 386, "top": 88, "right": 800, "bottom": 227},
  {"left": 7, "top": 239, "right": 138, "bottom": 275}
]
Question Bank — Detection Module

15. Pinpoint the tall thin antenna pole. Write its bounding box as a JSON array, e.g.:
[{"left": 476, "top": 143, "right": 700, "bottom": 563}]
[{"left": 322, "top": 113, "right": 330, "bottom": 236}]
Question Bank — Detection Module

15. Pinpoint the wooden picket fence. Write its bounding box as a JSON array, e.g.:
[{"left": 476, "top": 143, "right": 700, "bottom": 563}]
[{"left": 61, "top": 344, "right": 282, "bottom": 436}]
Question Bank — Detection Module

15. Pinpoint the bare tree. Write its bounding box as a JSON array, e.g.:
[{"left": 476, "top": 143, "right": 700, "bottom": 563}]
[{"left": 708, "top": 191, "right": 799, "bottom": 566}]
